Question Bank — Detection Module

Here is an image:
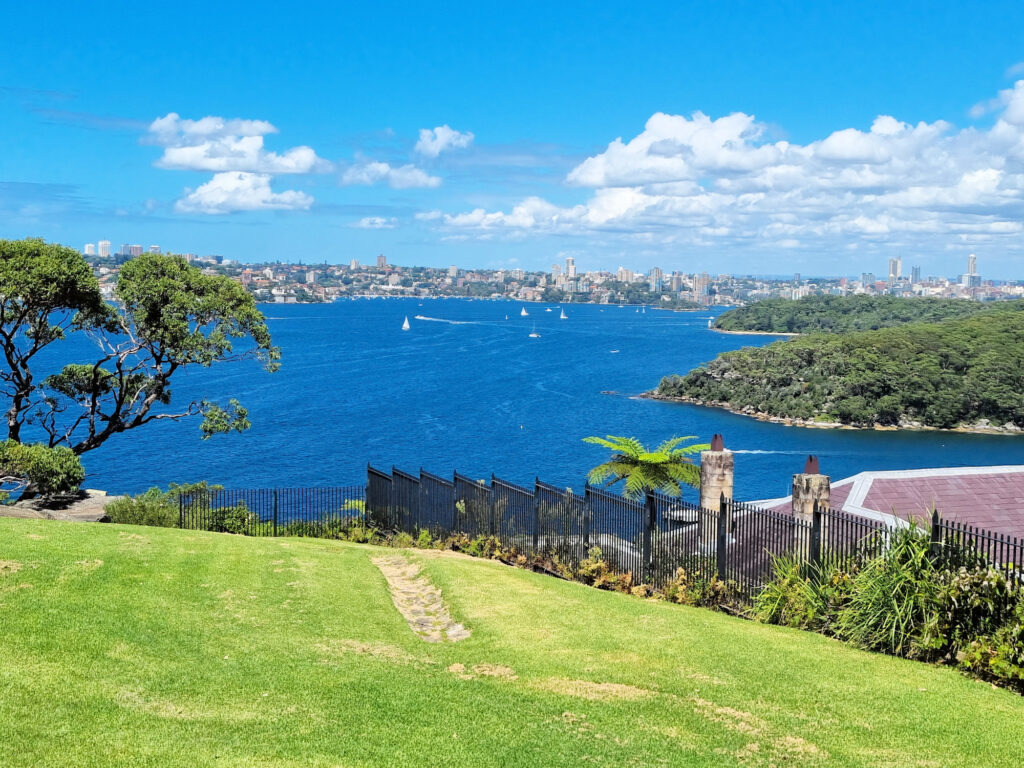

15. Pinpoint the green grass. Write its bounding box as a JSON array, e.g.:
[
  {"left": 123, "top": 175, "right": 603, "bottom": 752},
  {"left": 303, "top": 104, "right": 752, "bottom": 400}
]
[{"left": 1, "top": 518, "right": 1021, "bottom": 767}]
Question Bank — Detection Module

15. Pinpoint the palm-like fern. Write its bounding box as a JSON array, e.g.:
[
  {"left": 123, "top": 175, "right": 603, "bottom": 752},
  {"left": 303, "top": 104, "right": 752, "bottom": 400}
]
[{"left": 583, "top": 435, "right": 709, "bottom": 500}]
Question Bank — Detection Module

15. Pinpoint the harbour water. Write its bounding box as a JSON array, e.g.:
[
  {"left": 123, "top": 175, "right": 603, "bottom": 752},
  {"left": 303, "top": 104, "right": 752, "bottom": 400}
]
[{"left": 66, "top": 297, "right": 1024, "bottom": 500}]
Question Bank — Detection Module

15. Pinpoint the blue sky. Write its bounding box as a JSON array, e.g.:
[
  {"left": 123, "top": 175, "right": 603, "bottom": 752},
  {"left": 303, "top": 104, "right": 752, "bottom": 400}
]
[{"left": 2, "top": 1, "right": 1024, "bottom": 276}]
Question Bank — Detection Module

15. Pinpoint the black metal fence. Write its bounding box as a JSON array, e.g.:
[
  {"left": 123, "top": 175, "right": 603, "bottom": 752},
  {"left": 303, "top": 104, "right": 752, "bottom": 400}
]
[
  {"left": 178, "top": 485, "right": 365, "bottom": 536},
  {"left": 177, "top": 467, "right": 1024, "bottom": 600}
]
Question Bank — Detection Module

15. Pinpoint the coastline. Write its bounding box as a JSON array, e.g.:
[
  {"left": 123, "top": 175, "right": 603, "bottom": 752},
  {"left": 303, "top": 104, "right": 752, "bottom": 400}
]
[
  {"left": 711, "top": 327, "right": 801, "bottom": 336},
  {"left": 638, "top": 391, "right": 1024, "bottom": 435}
]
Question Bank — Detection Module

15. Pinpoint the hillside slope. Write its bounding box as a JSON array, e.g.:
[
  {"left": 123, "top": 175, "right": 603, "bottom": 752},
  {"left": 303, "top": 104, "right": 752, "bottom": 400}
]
[
  {"left": 714, "top": 295, "right": 994, "bottom": 333},
  {"left": 661, "top": 303, "right": 1024, "bottom": 430},
  {"left": 2, "top": 518, "right": 1023, "bottom": 767}
]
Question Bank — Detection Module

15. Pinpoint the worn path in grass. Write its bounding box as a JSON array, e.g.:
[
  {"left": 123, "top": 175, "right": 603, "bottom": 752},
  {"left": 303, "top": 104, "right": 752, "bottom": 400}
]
[{"left": 1, "top": 517, "right": 1022, "bottom": 767}]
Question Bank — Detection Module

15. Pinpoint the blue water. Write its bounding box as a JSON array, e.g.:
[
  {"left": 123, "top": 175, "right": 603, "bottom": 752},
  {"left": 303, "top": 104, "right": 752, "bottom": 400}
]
[{"left": 60, "top": 297, "right": 1024, "bottom": 500}]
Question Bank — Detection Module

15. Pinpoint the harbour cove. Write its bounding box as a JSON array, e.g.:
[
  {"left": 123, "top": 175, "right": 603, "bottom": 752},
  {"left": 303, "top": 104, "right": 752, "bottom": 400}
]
[{"left": 61, "top": 297, "right": 1024, "bottom": 500}]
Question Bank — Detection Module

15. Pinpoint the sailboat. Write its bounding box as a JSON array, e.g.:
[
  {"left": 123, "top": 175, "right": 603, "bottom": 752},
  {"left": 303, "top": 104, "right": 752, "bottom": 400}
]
[
  {"left": 559, "top": 308, "right": 568, "bottom": 320},
  {"left": 545, "top": 307, "right": 553, "bottom": 312},
  {"left": 642, "top": 306, "right": 646, "bottom": 314},
  {"left": 401, "top": 316, "right": 410, "bottom": 331},
  {"left": 528, "top": 323, "right": 541, "bottom": 338},
  {"left": 520, "top": 307, "right": 529, "bottom": 317}
]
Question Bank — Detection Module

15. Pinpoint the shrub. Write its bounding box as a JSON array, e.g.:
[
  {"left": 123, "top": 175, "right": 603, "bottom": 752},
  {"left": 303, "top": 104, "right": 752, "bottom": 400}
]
[
  {"left": 915, "top": 565, "right": 1018, "bottom": 661},
  {"left": 0, "top": 441, "right": 85, "bottom": 498},
  {"left": 106, "top": 488, "right": 179, "bottom": 527},
  {"left": 577, "top": 547, "right": 630, "bottom": 591},
  {"left": 959, "top": 602, "right": 1024, "bottom": 692},
  {"left": 415, "top": 529, "right": 433, "bottom": 548},
  {"left": 662, "top": 567, "right": 739, "bottom": 609},
  {"left": 754, "top": 555, "right": 855, "bottom": 633},
  {"left": 391, "top": 532, "right": 415, "bottom": 548},
  {"left": 838, "top": 525, "right": 939, "bottom": 656}
]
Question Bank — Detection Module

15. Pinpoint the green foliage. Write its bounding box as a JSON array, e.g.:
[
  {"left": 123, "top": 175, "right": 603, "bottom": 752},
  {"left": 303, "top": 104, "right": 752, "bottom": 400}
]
[
  {"left": 0, "top": 440, "right": 85, "bottom": 497},
  {"left": 577, "top": 547, "right": 633, "bottom": 591},
  {"left": 960, "top": 602, "right": 1024, "bottom": 692},
  {"left": 753, "top": 555, "right": 855, "bottom": 632},
  {"left": 916, "top": 566, "right": 1018, "bottom": 660},
  {"left": 0, "top": 240, "right": 279, "bottom": 458},
  {"left": 105, "top": 488, "right": 179, "bottom": 527},
  {"left": 715, "top": 295, "right": 988, "bottom": 334},
  {"left": 837, "top": 526, "right": 939, "bottom": 656},
  {"left": 661, "top": 567, "right": 740, "bottom": 609},
  {"left": 391, "top": 532, "right": 415, "bottom": 548},
  {"left": 583, "top": 434, "right": 708, "bottom": 499},
  {"left": 660, "top": 301, "right": 1024, "bottom": 428}
]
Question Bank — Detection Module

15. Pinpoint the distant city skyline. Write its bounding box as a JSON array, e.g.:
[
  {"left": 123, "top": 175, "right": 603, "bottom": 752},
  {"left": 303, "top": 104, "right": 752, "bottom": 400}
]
[{"left": 4, "top": 3, "right": 1024, "bottom": 276}]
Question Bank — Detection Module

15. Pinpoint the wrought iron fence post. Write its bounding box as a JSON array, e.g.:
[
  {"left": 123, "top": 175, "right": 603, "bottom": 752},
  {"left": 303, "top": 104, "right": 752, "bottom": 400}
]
[
  {"left": 178, "top": 494, "right": 184, "bottom": 529},
  {"left": 489, "top": 474, "right": 497, "bottom": 537},
  {"left": 716, "top": 493, "right": 728, "bottom": 581},
  {"left": 930, "top": 508, "right": 942, "bottom": 556},
  {"left": 273, "top": 489, "right": 279, "bottom": 537},
  {"left": 532, "top": 478, "right": 541, "bottom": 553},
  {"left": 809, "top": 500, "right": 822, "bottom": 571}
]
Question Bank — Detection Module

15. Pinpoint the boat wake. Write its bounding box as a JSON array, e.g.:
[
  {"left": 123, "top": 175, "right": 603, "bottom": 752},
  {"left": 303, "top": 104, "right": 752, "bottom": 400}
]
[{"left": 413, "top": 315, "right": 477, "bottom": 325}]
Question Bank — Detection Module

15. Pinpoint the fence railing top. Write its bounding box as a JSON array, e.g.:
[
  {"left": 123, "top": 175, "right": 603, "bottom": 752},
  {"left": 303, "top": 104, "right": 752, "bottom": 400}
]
[
  {"left": 367, "top": 465, "right": 392, "bottom": 480},
  {"left": 491, "top": 475, "right": 533, "bottom": 495},
  {"left": 453, "top": 471, "right": 490, "bottom": 488},
  {"left": 392, "top": 466, "right": 420, "bottom": 483},
  {"left": 419, "top": 468, "right": 455, "bottom": 486}
]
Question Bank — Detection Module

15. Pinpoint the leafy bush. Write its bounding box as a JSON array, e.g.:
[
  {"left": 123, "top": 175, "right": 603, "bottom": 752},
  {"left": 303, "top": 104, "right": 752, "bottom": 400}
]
[
  {"left": 838, "top": 526, "right": 939, "bottom": 656},
  {"left": 206, "top": 502, "right": 255, "bottom": 535},
  {"left": 106, "top": 488, "right": 179, "bottom": 527},
  {"left": 391, "top": 532, "right": 415, "bottom": 548},
  {"left": 661, "top": 567, "right": 739, "bottom": 609},
  {"left": 415, "top": 529, "right": 433, "bottom": 548},
  {"left": 959, "top": 602, "right": 1024, "bottom": 692},
  {"left": 754, "top": 555, "right": 855, "bottom": 633},
  {"left": 0, "top": 441, "right": 85, "bottom": 498},
  {"left": 577, "top": 547, "right": 631, "bottom": 591}
]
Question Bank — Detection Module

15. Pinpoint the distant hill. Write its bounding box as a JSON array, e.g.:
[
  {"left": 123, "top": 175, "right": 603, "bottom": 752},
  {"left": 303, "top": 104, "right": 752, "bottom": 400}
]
[
  {"left": 714, "top": 295, "right": 989, "bottom": 334},
  {"left": 660, "top": 302, "right": 1024, "bottom": 430}
]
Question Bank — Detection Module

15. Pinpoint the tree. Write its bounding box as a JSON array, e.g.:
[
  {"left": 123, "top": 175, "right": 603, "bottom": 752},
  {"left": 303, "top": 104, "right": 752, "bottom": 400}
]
[
  {"left": 0, "top": 440, "right": 85, "bottom": 498},
  {"left": 0, "top": 239, "right": 279, "bottom": 456},
  {"left": 583, "top": 435, "right": 708, "bottom": 500}
]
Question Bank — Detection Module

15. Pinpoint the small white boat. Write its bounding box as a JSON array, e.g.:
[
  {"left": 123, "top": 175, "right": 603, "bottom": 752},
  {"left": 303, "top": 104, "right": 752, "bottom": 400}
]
[
  {"left": 528, "top": 323, "right": 541, "bottom": 338},
  {"left": 505, "top": 315, "right": 509, "bottom": 320},
  {"left": 545, "top": 307, "right": 553, "bottom": 312},
  {"left": 707, "top": 319, "right": 713, "bottom": 328},
  {"left": 559, "top": 309, "right": 568, "bottom": 320},
  {"left": 520, "top": 307, "right": 529, "bottom": 317},
  {"left": 401, "top": 316, "right": 410, "bottom": 331},
  {"left": 609, "top": 349, "right": 620, "bottom": 353}
]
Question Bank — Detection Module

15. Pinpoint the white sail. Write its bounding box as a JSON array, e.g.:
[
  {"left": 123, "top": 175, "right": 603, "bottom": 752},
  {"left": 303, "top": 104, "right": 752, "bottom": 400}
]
[
  {"left": 520, "top": 307, "right": 529, "bottom": 316},
  {"left": 559, "top": 309, "right": 567, "bottom": 319},
  {"left": 402, "top": 316, "right": 410, "bottom": 330}
]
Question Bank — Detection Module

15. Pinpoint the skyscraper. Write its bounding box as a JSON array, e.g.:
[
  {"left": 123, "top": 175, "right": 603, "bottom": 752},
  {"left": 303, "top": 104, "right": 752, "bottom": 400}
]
[
  {"left": 148, "top": 245, "right": 161, "bottom": 253},
  {"left": 565, "top": 256, "right": 576, "bottom": 278},
  {"left": 887, "top": 257, "right": 902, "bottom": 284},
  {"left": 98, "top": 240, "right": 111, "bottom": 257},
  {"left": 129, "top": 244, "right": 143, "bottom": 256},
  {"left": 967, "top": 253, "right": 977, "bottom": 275},
  {"left": 120, "top": 243, "right": 131, "bottom": 256},
  {"left": 911, "top": 265, "right": 922, "bottom": 284},
  {"left": 376, "top": 254, "right": 387, "bottom": 268},
  {"left": 648, "top": 266, "right": 663, "bottom": 291},
  {"left": 83, "top": 243, "right": 96, "bottom": 256}
]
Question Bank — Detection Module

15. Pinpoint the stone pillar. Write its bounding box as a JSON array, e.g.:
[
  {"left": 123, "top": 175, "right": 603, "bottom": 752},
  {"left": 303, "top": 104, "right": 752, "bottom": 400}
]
[
  {"left": 700, "top": 434, "right": 734, "bottom": 551},
  {"left": 792, "top": 456, "right": 830, "bottom": 559}
]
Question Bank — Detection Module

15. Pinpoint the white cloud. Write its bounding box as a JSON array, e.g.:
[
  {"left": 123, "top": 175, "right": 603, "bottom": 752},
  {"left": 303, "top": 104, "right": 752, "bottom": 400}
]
[
  {"left": 427, "top": 82, "right": 1024, "bottom": 254},
  {"left": 414, "top": 125, "right": 474, "bottom": 157},
  {"left": 148, "top": 112, "right": 330, "bottom": 173},
  {"left": 341, "top": 161, "right": 441, "bottom": 188},
  {"left": 353, "top": 216, "right": 397, "bottom": 229},
  {"left": 1007, "top": 62, "right": 1024, "bottom": 78},
  {"left": 175, "top": 172, "right": 313, "bottom": 214}
]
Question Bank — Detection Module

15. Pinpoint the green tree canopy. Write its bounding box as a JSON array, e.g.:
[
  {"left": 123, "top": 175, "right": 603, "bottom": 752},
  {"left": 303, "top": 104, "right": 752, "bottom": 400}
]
[
  {"left": 583, "top": 435, "right": 708, "bottom": 500},
  {"left": 0, "top": 239, "right": 280, "bottom": 456}
]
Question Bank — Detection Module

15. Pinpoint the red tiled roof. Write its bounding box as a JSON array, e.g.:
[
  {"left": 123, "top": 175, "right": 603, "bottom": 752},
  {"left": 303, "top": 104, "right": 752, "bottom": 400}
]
[{"left": 754, "top": 466, "right": 1024, "bottom": 540}]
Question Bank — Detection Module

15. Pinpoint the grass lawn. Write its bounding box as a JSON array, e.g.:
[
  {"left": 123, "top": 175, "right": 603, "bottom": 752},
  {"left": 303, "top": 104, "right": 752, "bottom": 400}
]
[{"left": 1, "top": 517, "right": 1022, "bottom": 767}]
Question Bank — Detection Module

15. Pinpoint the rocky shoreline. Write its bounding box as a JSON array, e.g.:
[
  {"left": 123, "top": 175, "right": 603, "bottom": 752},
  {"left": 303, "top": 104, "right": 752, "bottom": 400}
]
[
  {"left": 710, "top": 327, "right": 800, "bottom": 336},
  {"left": 640, "top": 391, "right": 1024, "bottom": 435}
]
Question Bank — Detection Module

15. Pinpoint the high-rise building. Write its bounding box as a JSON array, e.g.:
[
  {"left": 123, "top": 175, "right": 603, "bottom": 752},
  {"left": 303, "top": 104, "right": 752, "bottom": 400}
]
[
  {"left": 565, "top": 257, "right": 576, "bottom": 278},
  {"left": 967, "top": 253, "right": 977, "bottom": 276},
  {"left": 129, "top": 244, "right": 143, "bottom": 257},
  {"left": 616, "top": 266, "right": 632, "bottom": 283},
  {"left": 98, "top": 240, "right": 111, "bottom": 257},
  {"left": 148, "top": 245, "right": 161, "bottom": 253},
  {"left": 376, "top": 254, "right": 387, "bottom": 268},
  {"left": 648, "top": 266, "right": 663, "bottom": 292},
  {"left": 306, "top": 270, "right": 318, "bottom": 284},
  {"left": 350, "top": 259, "right": 361, "bottom": 270},
  {"left": 861, "top": 272, "right": 875, "bottom": 285},
  {"left": 83, "top": 243, "right": 96, "bottom": 256},
  {"left": 794, "top": 272, "right": 801, "bottom": 283},
  {"left": 669, "top": 272, "right": 683, "bottom": 292},
  {"left": 911, "top": 265, "right": 922, "bottom": 284},
  {"left": 551, "top": 264, "right": 562, "bottom": 278},
  {"left": 448, "top": 265, "right": 458, "bottom": 278},
  {"left": 119, "top": 243, "right": 131, "bottom": 256},
  {"left": 887, "top": 257, "right": 902, "bottom": 284}
]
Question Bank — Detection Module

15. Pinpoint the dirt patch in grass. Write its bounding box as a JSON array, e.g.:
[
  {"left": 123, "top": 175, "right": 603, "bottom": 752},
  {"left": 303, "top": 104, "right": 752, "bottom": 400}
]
[
  {"left": 447, "top": 663, "right": 517, "bottom": 681},
  {"left": 75, "top": 559, "right": 103, "bottom": 572},
  {"left": 0, "top": 560, "right": 23, "bottom": 576},
  {"left": 115, "top": 688, "right": 261, "bottom": 722},
  {"left": 373, "top": 556, "right": 470, "bottom": 643},
  {"left": 691, "top": 696, "right": 765, "bottom": 735},
  {"left": 532, "top": 678, "right": 656, "bottom": 701},
  {"left": 317, "top": 639, "right": 425, "bottom": 667},
  {"left": 24, "top": 533, "right": 45, "bottom": 540}
]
